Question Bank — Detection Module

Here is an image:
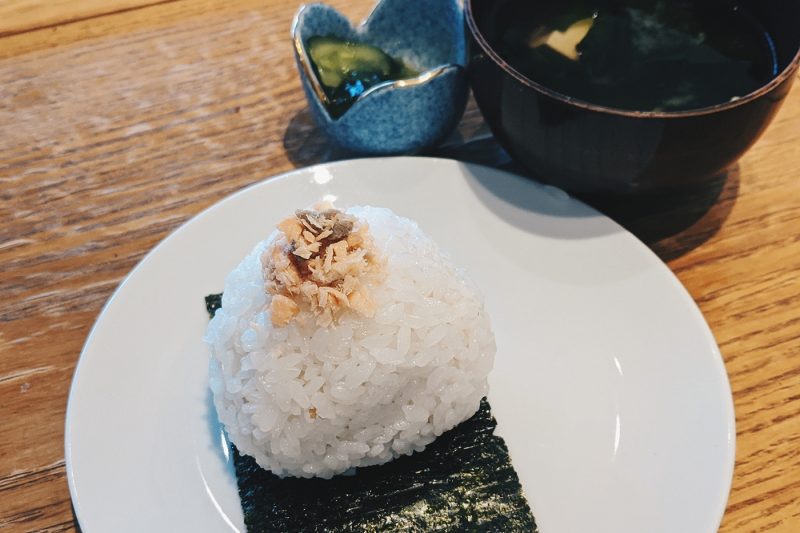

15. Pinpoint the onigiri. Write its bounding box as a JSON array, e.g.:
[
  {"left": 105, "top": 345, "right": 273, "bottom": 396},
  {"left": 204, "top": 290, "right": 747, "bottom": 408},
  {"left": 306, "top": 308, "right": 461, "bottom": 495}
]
[{"left": 206, "top": 205, "right": 496, "bottom": 478}]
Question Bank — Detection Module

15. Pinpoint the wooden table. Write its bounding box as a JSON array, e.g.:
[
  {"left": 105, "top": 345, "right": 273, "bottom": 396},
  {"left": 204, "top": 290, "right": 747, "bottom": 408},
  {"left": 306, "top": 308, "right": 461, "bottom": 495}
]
[{"left": 1, "top": 1, "right": 798, "bottom": 531}]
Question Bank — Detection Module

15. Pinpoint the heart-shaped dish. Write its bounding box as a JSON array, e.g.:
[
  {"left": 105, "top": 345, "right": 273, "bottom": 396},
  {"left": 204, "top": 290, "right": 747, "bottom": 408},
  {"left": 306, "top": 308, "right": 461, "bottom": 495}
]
[{"left": 292, "top": 0, "right": 468, "bottom": 154}]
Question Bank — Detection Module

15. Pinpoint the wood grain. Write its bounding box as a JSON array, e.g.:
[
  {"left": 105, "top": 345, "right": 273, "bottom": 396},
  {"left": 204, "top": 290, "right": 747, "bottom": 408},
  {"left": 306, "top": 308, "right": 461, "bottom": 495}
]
[
  {"left": 0, "top": 0, "right": 175, "bottom": 37},
  {"left": 0, "top": 0, "right": 798, "bottom": 531}
]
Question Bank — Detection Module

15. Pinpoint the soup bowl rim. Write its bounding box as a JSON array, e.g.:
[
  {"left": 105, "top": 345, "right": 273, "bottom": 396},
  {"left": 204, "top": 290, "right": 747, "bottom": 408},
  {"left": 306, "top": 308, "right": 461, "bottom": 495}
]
[{"left": 465, "top": 0, "right": 800, "bottom": 119}]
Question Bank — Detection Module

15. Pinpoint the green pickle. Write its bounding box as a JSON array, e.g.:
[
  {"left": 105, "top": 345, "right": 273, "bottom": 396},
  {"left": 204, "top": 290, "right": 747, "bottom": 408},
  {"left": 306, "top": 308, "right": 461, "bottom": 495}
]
[{"left": 306, "top": 36, "right": 419, "bottom": 118}]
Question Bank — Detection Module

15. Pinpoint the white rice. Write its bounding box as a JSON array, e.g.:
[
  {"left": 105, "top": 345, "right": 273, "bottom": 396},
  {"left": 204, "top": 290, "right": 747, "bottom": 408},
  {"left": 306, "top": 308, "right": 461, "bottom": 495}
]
[{"left": 206, "top": 206, "right": 495, "bottom": 478}]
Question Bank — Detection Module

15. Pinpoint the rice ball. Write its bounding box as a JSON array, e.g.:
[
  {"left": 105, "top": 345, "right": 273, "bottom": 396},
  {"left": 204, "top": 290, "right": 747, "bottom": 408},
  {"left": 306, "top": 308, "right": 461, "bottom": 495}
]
[{"left": 206, "top": 206, "right": 495, "bottom": 478}]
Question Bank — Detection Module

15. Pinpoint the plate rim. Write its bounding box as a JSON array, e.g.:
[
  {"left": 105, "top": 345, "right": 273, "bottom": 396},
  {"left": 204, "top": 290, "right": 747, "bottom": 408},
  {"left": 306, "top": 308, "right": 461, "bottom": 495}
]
[{"left": 64, "top": 156, "right": 736, "bottom": 531}]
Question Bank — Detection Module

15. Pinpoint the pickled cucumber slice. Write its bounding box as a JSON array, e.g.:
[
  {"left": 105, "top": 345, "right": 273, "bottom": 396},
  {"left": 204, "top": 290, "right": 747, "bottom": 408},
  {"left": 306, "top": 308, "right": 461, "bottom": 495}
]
[
  {"left": 307, "top": 36, "right": 393, "bottom": 89},
  {"left": 305, "top": 35, "right": 420, "bottom": 118}
]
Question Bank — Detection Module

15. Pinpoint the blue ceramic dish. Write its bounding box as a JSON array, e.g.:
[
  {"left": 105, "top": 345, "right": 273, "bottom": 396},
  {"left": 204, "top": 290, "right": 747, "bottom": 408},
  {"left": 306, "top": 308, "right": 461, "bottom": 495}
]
[{"left": 292, "top": 0, "right": 468, "bottom": 155}]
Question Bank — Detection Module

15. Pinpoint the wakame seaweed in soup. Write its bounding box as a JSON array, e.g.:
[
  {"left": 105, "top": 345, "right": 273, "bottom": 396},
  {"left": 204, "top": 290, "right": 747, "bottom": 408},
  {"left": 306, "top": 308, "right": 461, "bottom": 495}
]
[{"left": 483, "top": 0, "right": 778, "bottom": 111}]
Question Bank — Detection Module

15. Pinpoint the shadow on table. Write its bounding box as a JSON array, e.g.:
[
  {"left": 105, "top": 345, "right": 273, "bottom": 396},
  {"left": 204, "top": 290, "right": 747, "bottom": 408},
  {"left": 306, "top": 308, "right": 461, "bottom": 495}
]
[
  {"left": 283, "top": 109, "right": 353, "bottom": 167},
  {"left": 283, "top": 110, "right": 738, "bottom": 261},
  {"left": 71, "top": 504, "right": 82, "bottom": 531},
  {"left": 448, "top": 137, "right": 738, "bottom": 257},
  {"left": 584, "top": 165, "right": 740, "bottom": 262},
  {"left": 282, "top": 108, "right": 512, "bottom": 168}
]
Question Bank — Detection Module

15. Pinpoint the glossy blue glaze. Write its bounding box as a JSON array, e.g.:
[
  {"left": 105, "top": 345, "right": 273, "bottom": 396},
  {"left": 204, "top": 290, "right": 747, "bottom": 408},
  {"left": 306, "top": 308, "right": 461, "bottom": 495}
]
[{"left": 292, "top": 0, "right": 468, "bottom": 154}]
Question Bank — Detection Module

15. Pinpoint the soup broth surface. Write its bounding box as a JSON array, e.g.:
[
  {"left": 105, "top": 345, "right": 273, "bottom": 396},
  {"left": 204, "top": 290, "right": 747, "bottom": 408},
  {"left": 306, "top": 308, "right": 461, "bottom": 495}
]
[{"left": 485, "top": 0, "right": 778, "bottom": 111}]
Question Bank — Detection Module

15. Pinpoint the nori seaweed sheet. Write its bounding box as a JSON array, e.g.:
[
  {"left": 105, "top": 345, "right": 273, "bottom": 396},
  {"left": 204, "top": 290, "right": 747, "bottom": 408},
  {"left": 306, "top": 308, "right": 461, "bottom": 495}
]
[
  {"left": 205, "top": 293, "right": 538, "bottom": 532},
  {"left": 205, "top": 293, "right": 223, "bottom": 318}
]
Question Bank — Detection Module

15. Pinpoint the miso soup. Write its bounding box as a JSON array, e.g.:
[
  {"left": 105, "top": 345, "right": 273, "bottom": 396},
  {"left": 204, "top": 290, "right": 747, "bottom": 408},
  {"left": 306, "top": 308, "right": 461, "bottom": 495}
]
[{"left": 483, "top": 0, "right": 779, "bottom": 111}]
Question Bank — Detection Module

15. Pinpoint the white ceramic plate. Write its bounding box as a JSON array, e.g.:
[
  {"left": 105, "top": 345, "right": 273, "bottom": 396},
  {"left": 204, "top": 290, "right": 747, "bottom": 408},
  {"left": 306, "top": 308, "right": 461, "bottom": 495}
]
[{"left": 66, "top": 157, "right": 734, "bottom": 533}]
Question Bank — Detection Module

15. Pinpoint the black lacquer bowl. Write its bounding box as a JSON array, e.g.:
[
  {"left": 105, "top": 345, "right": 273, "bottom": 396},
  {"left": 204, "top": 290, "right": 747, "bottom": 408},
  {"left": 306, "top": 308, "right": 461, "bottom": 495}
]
[{"left": 466, "top": 0, "right": 800, "bottom": 194}]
